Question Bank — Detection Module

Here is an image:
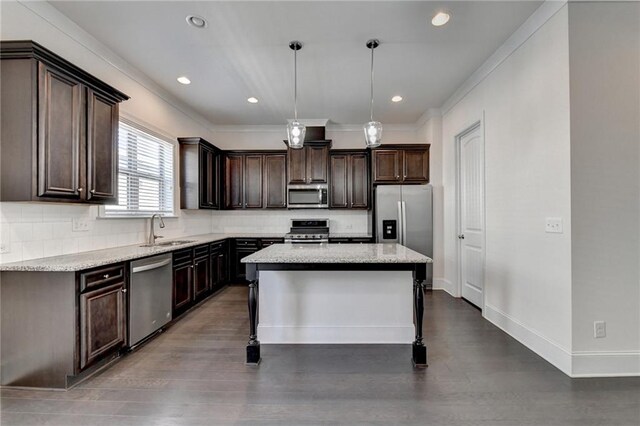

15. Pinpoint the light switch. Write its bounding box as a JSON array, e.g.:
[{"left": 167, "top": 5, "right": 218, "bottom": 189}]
[{"left": 545, "top": 217, "right": 563, "bottom": 234}]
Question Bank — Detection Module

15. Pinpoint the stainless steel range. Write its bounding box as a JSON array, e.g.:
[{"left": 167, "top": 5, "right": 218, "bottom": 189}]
[{"left": 284, "top": 219, "right": 330, "bottom": 243}]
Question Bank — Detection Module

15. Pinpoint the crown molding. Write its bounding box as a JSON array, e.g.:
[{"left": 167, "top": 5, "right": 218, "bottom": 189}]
[
  {"left": 415, "top": 108, "right": 443, "bottom": 128},
  {"left": 440, "top": 0, "right": 567, "bottom": 115},
  {"left": 17, "top": 0, "right": 217, "bottom": 134}
]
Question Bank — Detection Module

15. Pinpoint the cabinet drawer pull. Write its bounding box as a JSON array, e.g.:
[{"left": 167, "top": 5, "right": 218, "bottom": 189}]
[{"left": 103, "top": 274, "right": 109, "bottom": 279}]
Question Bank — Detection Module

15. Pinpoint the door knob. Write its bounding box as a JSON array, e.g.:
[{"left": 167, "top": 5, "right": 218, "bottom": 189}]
[{"left": 458, "top": 234, "right": 465, "bottom": 239}]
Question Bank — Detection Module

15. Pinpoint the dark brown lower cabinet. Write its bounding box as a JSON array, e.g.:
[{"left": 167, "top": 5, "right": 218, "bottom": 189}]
[
  {"left": 172, "top": 254, "right": 193, "bottom": 317},
  {"left": 232, "top": 239, "right": 260, "bottom": 283},
  {"left": 172, "top": 244, "right": 227, "bottom": 317},
  {"left": 210, "top": 241, "right": 229, "bottom": 293},
  {"left": 79, "top": 277, "right": 126, "bottom": 370},
  {"left": 193, "top": 255, "right": 210, "bottom": 302}
]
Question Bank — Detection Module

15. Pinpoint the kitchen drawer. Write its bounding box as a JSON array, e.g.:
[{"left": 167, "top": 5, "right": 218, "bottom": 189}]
[
  {"left": 235, "top": 239, "right": 259, "bottom": 249},
  {"left": 261, "top": 238, "right": 284, "bottom": 248},
  {"left": 79, "top": 263, "right": 125, "bottom": 292},
  {"left": 193, "top": 244, "right": 210, "bottom": 259},
  {"left": 329, "top": 238, "right": 350, "bottom": 244},
  {"left": 351, "top": 238, "right": 374, "bottom": 244},
  {"left": 210, "top": 240, "right": 227, "bottom": 252},
  {"left": 172, "top": 248, "right": 193, "bottom": 266}
]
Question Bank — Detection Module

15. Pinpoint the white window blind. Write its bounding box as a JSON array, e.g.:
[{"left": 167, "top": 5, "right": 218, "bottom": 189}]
[{"left": 104, "top": 121, "right": 175, "bottom": 217}]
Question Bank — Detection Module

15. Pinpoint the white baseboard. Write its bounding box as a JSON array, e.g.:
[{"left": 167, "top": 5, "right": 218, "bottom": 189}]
[
  {"left": 483, "top": 303, "right": 573, "bottom": 376},
  {"left": 257, "top": 325, "right": 415, "bottom": 344},
  {"left": 433, "top": 278, "right": 457, "bottom": 297},
  {"left": 571, "top": 351, "right": 640, "bottom": 377}
]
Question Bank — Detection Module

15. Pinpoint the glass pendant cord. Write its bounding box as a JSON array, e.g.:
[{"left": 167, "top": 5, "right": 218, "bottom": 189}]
[
  {"left": 369, "top": 42, "right": 375, "bottom": 122},
  {"left": 294, "top": 45, "right": 298, "bottom": 120}
]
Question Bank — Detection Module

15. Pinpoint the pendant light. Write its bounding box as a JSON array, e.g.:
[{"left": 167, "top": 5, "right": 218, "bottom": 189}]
[
  {"left": 364, "top": 39, "right": 382, "bottom": 148},
  {"left": 286, "top": 41, "right": 305, "bottom": 149}
]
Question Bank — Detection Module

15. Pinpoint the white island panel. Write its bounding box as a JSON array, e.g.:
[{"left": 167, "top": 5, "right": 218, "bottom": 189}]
[{"left": 258, "top": 270, "right": 414, "bottom": 344}]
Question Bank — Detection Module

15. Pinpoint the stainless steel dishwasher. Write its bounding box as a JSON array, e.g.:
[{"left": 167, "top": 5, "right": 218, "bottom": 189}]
[{"left": 129, "top": 254, "right": 173, "bottom": 347}]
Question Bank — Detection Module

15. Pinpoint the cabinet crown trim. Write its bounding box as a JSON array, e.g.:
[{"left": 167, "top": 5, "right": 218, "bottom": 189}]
[
  {"left": 0, "top": 40, "right": 129, "bottom": 102},
  {"left": 178, "top": 137, "right": 222, "bottom": 152}
]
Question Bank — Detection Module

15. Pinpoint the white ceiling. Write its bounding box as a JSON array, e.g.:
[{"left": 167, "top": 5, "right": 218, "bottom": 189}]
[{"left": 51, "top": 1, "right": 543, "bottom": 126}]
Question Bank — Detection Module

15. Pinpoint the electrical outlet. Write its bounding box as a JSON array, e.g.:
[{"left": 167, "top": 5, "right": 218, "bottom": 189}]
[
  {"left": 545, "top": 217, "right": 563, "bottom": 233},
  {"left": 594, "top": 321, "right": 606, "bottom": 338},
  {"left": 0, "top": 242, "right": 10, "bottom": 254},
  {"left": 72, "top": 218, "right": 91, "bottom": 232}
]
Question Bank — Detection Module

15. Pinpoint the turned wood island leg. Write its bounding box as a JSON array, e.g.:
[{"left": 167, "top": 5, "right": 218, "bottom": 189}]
[
  {"left": 246, "top": 264, "right": 261, "bottom": 364},
  {"left": 412, "top": 267, "right": 428, "bottom": 367}
]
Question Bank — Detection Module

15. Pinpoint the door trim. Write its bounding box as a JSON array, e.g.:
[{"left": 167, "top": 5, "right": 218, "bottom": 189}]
[{"left": 455, "top": 117, "right": 486, "bottom": 311}]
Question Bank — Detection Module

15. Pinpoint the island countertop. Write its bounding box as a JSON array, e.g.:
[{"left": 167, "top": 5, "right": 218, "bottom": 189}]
[{"left": 241, "top": 243, "right": 432, "bottom": 264}]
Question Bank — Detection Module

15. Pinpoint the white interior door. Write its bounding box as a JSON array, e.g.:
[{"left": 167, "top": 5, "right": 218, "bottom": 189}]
[{"left": 458, "top": 124, "right": 485, "bottom": 309}]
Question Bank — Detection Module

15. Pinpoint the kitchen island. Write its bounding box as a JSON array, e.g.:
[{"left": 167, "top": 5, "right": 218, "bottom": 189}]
[{"left": 241, "top": 243, "right": 432, "bottom": 366}]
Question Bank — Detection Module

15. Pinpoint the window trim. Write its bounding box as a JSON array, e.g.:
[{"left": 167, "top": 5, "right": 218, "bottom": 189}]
[{"left": 99, "top": 116, "right": 179, "bottom": 219}]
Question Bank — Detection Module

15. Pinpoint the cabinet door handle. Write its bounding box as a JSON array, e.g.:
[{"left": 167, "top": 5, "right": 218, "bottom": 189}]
[
  {"left": 90, "top": 189, "right": 96, "bottom": 194},
  {"left": 103, "top": 274, "right": 110, "bottom": 279},
  {"left": 77, "top": 187, "right": 83, "bottom": 192},
  {"left": 121, "top": 288, "right": 127, "bottom": 293}
]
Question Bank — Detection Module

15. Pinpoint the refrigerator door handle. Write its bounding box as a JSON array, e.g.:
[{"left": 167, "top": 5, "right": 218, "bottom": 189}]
[
  {"left": 402, "top": 201, "right": 408, "bottom": 246},
  {"left": 397, "top": 201, "right": 403, "bottom": 244}
]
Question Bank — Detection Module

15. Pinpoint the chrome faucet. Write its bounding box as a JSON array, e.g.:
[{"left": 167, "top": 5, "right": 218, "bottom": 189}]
[{"left": 147, "top": 214, "right": 165, "bottom": 245}]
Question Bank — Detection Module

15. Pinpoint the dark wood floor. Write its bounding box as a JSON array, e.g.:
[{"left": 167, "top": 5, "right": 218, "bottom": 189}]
[{"left": 2, "top": 287, "right": 639, "bottom": 425}]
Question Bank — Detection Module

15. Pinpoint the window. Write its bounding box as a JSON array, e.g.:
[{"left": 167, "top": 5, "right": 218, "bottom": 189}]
[{"left": 104, "top": 120, "right": 175, "bottom": 217}]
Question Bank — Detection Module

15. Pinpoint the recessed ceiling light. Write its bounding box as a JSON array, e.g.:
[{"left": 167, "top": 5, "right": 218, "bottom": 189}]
[
  {"left": 391, "top": 95, "right": 403, "bottom": 103},
  {"left": 186, "top": 15, "right": 207, "bottom": 28},
  {"left": 177, "top": 76, "right": 191, "bottom": 85},
  {"left": 247, "top": 97, "right": 259, "bottom": 104},
  {"left": 431, "top": 11, "right": 451, "bottom": 27}
]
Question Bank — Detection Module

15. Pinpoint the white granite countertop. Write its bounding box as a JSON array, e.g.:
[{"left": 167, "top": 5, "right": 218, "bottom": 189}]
[
  {"left": 241, "top": 243, "right": 432, "bottom": 264},
  {"left": 0, "top": 233, "right": 284, "bottom": 272}
]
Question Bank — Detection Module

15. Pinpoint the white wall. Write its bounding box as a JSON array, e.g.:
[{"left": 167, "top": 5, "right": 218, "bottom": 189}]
[
  {"left": 442, "top": 5, "right": 573, "bottom": 372},
  {"left": 568, "top": 2, "right": 640, "bottom": 375}
]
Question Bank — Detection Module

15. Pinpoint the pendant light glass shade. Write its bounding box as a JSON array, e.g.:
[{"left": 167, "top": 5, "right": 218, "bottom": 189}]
[
  {"left": 364, "top": 121, "right": 382, "bottom": 147},
  {"left": 364, "top": 39, "right": 382, "bottom": 148},
  {"left": 286, "top": 41, "right": 305, "bottom": 149},
  {"left": 287, "top": 120, "right": 306, "bottom": 149}
]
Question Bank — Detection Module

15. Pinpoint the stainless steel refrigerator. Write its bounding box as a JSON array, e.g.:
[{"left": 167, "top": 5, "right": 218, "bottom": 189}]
[{"left": 375, "top": 184, "right": 433, "bottom": 287}]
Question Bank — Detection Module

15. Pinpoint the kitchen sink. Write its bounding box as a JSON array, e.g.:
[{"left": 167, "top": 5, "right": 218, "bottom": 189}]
[{"left": 140, "top": 240, "right": 196, "bottom": 248}]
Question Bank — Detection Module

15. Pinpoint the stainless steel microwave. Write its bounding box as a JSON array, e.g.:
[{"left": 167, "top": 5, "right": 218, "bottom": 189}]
[{"left": 287, "top": 184, "right": 328, "bottom": 208}]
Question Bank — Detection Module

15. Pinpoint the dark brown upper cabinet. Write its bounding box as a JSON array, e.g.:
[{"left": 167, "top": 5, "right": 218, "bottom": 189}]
[
  {"left": 263, "top": 153, "right": 287, "bottom": 208},
  {"left": 86, "top": 90, "right": 119, "bottom": 203},
  {"left": 0, "top": 40, "right": 129, "bottom": 203},
  {"left": 244, "top": 154, "right": 263, "bottom": 209},
  {"left": 224, "top": 152, "right": 286, "bottom": 210},
  {"left": 329, "top": 151, "right": 370, "bottom": 209},
  {"left": 286, "top": 140, "right": 331, "bottom": 184},
  {"left": 372, "top": 145, "right": 430, "bottom": 184},
  {"left": 178, "top": 137, "right": 222, "bottom": 210}
]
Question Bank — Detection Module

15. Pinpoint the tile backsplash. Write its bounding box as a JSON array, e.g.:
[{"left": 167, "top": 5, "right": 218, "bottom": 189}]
[{"left": 0, "top": 203, "right": 369, "bottom": 263}]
